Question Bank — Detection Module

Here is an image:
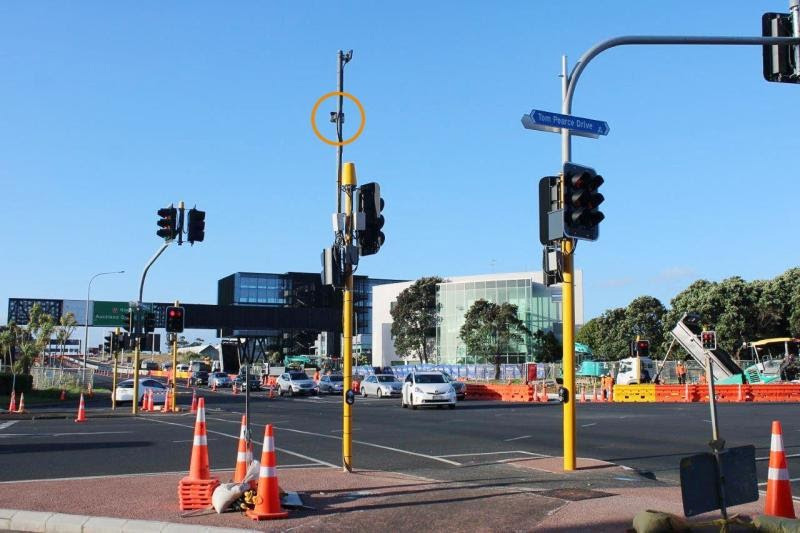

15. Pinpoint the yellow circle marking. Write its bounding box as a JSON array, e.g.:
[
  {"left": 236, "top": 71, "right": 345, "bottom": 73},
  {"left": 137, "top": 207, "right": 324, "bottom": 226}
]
[{"left": 310, "top": 91, "right": 366, "bottom": 146}]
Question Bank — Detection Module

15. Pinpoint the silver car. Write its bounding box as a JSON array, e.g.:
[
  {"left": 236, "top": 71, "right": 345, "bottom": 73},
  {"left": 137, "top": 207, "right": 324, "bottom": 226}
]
[
  {"left": 361, "top": 374, "right": 402, "bottom": 398},
  {"left": 318, "top": 374, "right": 345, "bottom": 394},
  {"left": 209, "top": 372, "right": 232, "bottom": 388},
  {"left": 276, "top": 371, "right": 319, "bottom": 396}
]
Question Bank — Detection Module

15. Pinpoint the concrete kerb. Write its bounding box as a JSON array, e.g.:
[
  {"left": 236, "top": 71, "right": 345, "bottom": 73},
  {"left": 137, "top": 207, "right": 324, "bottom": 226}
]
[{"left": 1, "top": 509, "right": 260, "bottom": 533}]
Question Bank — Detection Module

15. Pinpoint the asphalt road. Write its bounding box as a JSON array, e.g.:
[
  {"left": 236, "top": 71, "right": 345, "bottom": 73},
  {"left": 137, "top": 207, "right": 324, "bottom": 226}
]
[{"left": 1, "top": 383, "right": 798, "bottom": 501}]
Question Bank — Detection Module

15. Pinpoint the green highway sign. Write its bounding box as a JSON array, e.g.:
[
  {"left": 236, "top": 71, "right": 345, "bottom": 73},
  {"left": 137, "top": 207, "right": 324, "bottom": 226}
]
[{"left": 92, "top": 301, "right": 131, "bottom": 326}]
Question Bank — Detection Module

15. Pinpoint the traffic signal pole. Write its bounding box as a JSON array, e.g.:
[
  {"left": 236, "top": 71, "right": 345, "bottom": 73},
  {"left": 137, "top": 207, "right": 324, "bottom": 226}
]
[
  {"left": 342, "top": 163, "right": 355, "bottom": 473},
  {"left": 554, "top": 27, "right": 800, "bottom": 472},
  {"left": 171, "top": 300, "right": 179, "bottom": 412}
]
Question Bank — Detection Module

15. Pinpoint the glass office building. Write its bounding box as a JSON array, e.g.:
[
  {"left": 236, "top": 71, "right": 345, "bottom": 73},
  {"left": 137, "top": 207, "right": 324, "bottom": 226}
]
[
  {"left": 218, "top": 272, "right": 403, "bottom": 358},
  {"left": 434, "top": 272, "right": 574, "bottom": 365}
]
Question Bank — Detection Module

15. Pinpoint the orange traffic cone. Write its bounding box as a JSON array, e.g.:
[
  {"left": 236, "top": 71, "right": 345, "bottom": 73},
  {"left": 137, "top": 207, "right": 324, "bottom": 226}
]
[
  {"left": 246, "top": 424, "right": 288, "bottom": 520},
  {"left": 16, "top": 393, "right": 25, "bottom": 413},
  {"left": 765, "top": 420, "right": 796, "bottom": 518},
  {"left": 8, "top": 390, "right": 16, "bottom": 413},
  {"left": 164, "top": 388, "right": 171, "bottom": 413},
  {"left": 190, "top": 389, "right": 197, "bottom": 413},
  {"left": 60, "top": 389, "right": 66, "bottom": 401},
  {"left": 178, "top": 397, "right": 220, "bottom": 510},
  {"left": 75, "top": 393, "right": 87, "bottom": 423},
  {"left": 233, "top": 415, "right": 252, "bottom": 484},
  {"left": 148, "top": 390, "right": 155, "bottom": 412},
  {"left": 539, "top": 383, "right": 547, "bottom": 402},
  {"left": 580, "top": 385, "right": 585, "bottom": 403}
]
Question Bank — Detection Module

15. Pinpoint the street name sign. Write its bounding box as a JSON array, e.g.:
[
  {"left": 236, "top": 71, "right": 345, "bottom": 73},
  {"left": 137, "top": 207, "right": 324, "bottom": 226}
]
[{"left": 521, "top": 109, "right": 610, "bottom": 138}]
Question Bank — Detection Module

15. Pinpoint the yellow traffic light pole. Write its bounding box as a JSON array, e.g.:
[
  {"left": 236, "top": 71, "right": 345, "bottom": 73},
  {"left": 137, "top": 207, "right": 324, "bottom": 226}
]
[
  {"left": 171, "top": 300, "right": 179, "bottom": 412},
  {"left": 111, "top": 327, "right": 120, "bottom": 410},
  {"left": 341, "top": 162, "right": 356, "bottom": 472}
]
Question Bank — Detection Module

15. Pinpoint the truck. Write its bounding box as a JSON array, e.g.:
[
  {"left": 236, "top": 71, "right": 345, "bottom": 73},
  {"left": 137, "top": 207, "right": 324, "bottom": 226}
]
[
  {"left": 189, "top": 360, "right": 211, "bottom": 373},
  {"left": 614, "top": 356, "right": 656, "bottom": 385},
  {"left": 669, "top": 312, "right": 788, "bottom": 384}
]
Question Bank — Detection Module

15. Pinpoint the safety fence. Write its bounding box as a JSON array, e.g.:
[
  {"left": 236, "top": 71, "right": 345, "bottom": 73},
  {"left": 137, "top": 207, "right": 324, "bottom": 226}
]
[
  {"left": 614, "top": 383, "right": 800, "bottom": 403},
  {"left": 30, "top": 367, "right": 95, "bottom": 389}
]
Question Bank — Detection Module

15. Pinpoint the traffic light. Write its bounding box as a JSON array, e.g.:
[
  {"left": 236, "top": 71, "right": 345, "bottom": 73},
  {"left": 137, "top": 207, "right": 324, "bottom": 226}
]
[
  {"left": 357, "top": 182, "right": 385, "bottom": 256},
  {"left": 633, "top": 339, "right": 650, "bottom": 358},
  {"left": 562, "top": 162, "right": 604, "bottom": 241},
  {"left": 143, "top": 311, "right": 156, "bottom": 333},
  {"left": 157, "top": 206, "right": 178, "bottom": 240},
  {"left": 166, "top": 306, "right": 185, "bottom": 333},
  {"left": 762, "top": 12, "right": 799, "bottom": 84},
  {"left": 701, "top": 331, "right": 717, "bottom": 350},
  {"left": 186, "top": 208, "right": 205, "bottom": 244},
  {"left": 122, "top": 310, "right": 132, "bottom": 332},
  {"left": 103, "top": 334, "right": 111, "bottom": 353}
]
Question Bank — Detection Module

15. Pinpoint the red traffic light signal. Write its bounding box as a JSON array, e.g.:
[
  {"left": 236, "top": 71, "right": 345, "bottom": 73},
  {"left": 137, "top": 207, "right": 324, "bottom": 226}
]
[
  {"left": 701, "top": 331, "right": 717, "bottom": 350},
  {"left": 633, "top": 340, "right": 650, "bottom": 357},
  {"left": 166, "top": 306, "right": 185, "bottom": 333}
]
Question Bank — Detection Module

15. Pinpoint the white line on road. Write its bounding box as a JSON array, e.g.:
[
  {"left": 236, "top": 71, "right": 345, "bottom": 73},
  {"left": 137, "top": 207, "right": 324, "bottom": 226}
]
[
  {"left": 143, "top": 417, "right": 338, "bottom": 468},
  {"left": 438, "top": 451, "right": 551, "bottom": 458},
  {"left": 276, "top": 427, "right": 462, "bottom": 466},
  {"left": 503, "top": 435, "right": 532, "bottom": 442},
  {"left": 0, "top": 431, "right": 133, "bottom": 438},
  {"left": 0, "top": 421, "right": 19, "bottom": 431},
  {"left": 581, "top": 423, "right": 598, "bottom": 428},
  {"left": 756, "top": 453, "right": 800, "bottom": 461},
  {"left": 757, "top": 477, "right": 800, "bottom": 486}
]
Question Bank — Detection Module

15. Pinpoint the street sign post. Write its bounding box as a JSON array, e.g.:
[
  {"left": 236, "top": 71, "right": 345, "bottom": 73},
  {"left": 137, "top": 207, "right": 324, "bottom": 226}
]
[{"left": 521, "top": 109, "right": 610, "bottom": 138}]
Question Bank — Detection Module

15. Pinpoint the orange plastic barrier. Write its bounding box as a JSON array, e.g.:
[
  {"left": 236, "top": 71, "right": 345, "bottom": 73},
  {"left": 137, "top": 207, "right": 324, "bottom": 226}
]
[{"left": 464, "top": 384, "right": 533, "bottom": 402}]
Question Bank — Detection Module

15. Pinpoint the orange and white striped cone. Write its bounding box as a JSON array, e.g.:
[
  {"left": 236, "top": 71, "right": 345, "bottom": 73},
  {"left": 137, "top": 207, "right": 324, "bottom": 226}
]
[
  {"left": 74, "top": 393, "right": 87, "bottom": 423},
  {"left": 8, "top": 390, "right": 16, "bottom": 413},
  {"left": 765, "top": 420, "right": 796, "bottom": 518},
  {"left": 246, "top": 424, "right": 288, "bottom": 520},
  {"left": 16, "top": 393, "right": 25, "bottom": 413},
  {"left": 539, "top": 383, "right": 547, "bottom": 402},
  {"left": 233, "top": 415, "right": 253, "bottom": 484},
  {"left": 164, "top": 388, "right": 171, "bottom": 413},
  {"left": 190, "top": 389, "right": 197, "bottom": 413},
  {"left": 148, "top": 390, "right": 155, "bottom": 412},
  {"left": 579, "top": 385, "right": 585, "bottom": 403},
  {"left": 178, "top": 397, "right": 220, "bottom": 510}
]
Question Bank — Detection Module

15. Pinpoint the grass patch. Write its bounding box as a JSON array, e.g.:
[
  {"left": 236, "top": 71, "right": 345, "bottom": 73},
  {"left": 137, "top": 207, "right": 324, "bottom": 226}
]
[{"left": 1, "top": 387, "right": 111, "bottom": 407}]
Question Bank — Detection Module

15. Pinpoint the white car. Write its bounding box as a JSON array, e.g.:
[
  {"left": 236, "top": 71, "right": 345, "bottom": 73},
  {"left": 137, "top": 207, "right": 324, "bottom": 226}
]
[
  {"left": 401, "top": 372, "right": 456, "bottom": 409},
  {"left": 361, "top": 374, "right": 403, "bottom": 398},
  {"left": 276, "top": 371, "right": 319, "bottom": 396},
  {"left": 115, "top": 378, "right": 168, "bottom": 403}
]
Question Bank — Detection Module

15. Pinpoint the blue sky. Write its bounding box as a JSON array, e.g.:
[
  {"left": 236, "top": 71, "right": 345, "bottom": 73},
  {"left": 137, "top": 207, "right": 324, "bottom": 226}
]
[{"left": 1, "top": 1, "right": 797, "bottom": 346}]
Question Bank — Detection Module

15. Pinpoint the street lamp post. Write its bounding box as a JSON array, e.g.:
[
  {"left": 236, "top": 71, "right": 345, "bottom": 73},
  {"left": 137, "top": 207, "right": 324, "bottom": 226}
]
[{"left": 83, "top": 271, "right": 125, "bottom": 373}]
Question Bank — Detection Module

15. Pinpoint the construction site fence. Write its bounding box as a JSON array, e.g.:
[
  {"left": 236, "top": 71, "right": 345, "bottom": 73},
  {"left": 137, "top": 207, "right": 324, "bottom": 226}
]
[
  {"left": 366, "top": 363, "right": 562, "bottom": 382},
  {"left": 613, "top": 383, "right": 800, "bottom": 403},
  {"left": 30, "top": 367, "right": 95, "bottom": 390}
]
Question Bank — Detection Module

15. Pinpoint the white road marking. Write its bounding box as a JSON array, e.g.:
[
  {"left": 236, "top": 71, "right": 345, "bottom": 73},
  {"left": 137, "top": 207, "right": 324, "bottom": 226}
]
[
  {"left": 438, "top": 451, "right": 551, "bottom": 458},
  {"left": 143, "top": 416, "right": 338, "bottom": 468},
  {"left": 756, "top": 453, "right": 800, "bottom": 461},
  {"left": 0, "top": 421, "right": 19, "bottom": 431},
  {"left": 0, "top": 431, "right": 133, "bottom": 438},
  {"left": 504, "top": 435, "right": 532, "bottom": 442},
  {"left": 581, "top": 423, "right": 597, "bottom": 428},
  {"left": 276, "top": 427, "right": 462, "bottom": 466},
  {"left": 757, "top": 477, "right": 800, "bottom": 486}
]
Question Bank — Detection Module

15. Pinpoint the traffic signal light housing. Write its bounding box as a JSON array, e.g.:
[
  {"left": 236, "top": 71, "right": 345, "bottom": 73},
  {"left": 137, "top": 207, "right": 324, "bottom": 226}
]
[
  {"left": 633, "top": 339, "right": 650, "bottom": 358},
  {"left": 187, "top": 208, "right": 205, "bottom": 244},
  {"left": 166, "top": 306, "right": 185, "bottom": 333},
  {"left": 103, "top": 334, "right": 111, "bottom": 353},
  {"left": 762, "top": 12, "right": 799, "bottom": 84},
  {"left": 357, "top": 182, "right": 385, "bottom": 256},
  {"left": 701, "top": 331, "right": 717, "bottom": 350},
  {"left": 562, "top": 162, "right": 604, "bottom": 241},
  {"left": 157, "top": 206, "right": 178, "bottom": 240},
  {"left": 143, "top": 311, "right": 156, "bottom": 333},
  {"left": 122, "top": 310, "right": 132, "bottom": 332}
]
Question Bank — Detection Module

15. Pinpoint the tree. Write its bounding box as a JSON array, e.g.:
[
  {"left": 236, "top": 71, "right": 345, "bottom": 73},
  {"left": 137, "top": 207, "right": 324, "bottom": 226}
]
[
  {"left": 623, "top": 296, "right": 666, "bottom": 356},
  {"left": 55, "top": 312, "right": 77, "bottom": 368},
  {"left": 0, "top": 323, "right": 17, "bottom": 368},
  {"left": 390, "top": 276, "right": 444, "bottom": 364},
  {"left": 459, "top": 299, "right": 531, "bottom": 380},
  {"left": 15, "top": 304, "right": 54, "bottom": 374},
  {"left": 531, "top": 329, "right": 561, "bottom": 363}
]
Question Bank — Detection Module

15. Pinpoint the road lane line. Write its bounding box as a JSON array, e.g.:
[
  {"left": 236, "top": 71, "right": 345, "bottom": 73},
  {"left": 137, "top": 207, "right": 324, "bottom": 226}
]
[
  {"left": 581, "top": 423, "right": 597, "bottom": 428},
  {"left": 758, "top": 477, "right": 800, "bottom": 486},
  {"left": 143, "top": 416, "right": 338, "bottom": 468},
  {"left": 0, "top": 421, "right": 19, "bottom": 431},
  {"left": 756, "top": 453, "right": 800, "bottom": 461},
  {"left": 0, "top": 431, "right": 133, "bottom": 438},
  {"left": 438, "top": 451, "right": 551, "bottom": 458},
  {"left": 276, "top": 427, "right": 462, "bottom": 466},
  {"left": 504, "top": 435, "right": 532, "bottom": 442}
]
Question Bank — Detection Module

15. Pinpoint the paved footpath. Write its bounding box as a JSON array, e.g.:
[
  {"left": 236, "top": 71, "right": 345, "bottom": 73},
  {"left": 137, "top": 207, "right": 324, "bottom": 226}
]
[{"left": 1, "top": 458, "right": 796, "bottom": 532}]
